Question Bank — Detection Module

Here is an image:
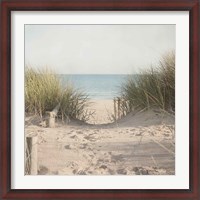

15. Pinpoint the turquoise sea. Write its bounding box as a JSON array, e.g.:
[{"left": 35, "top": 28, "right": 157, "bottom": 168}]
[{"left": 59, "top": 74, "right": 129, "bottom": 100}]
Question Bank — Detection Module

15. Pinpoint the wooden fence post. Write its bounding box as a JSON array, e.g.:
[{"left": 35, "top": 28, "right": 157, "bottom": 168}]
[
  {"left": 114, "top": 98, "right": 116, "bottom": 121},
  {"left": 117, "top": 97, "right": 120, "bottom": 119},
  {"left": 114, "top": 97, "right": 129, "bottom": 121},
  {"left": 46, "top": 103, "right": 60, "bottom": 128},
  {"left": 26, "top": 135, "right": 38, "bottom": 175}
]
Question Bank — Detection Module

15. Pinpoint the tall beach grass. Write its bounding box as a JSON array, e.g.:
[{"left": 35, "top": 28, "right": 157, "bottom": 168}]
[
  {"left": 25, "top": 67, "right": 91, "bottom": 121},
  {"left": 120, "top": 51, "right": 175, "bottom": 113}
]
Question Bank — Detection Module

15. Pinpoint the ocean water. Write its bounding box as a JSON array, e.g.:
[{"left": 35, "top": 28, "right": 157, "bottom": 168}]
[{"left": 59, "top": 74, "right": 128, "bottom": 100}]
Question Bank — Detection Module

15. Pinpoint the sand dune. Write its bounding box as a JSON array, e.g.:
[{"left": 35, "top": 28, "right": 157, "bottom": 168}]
[{"left": 25, "top": 100, "right": 175, "bottom": 175}]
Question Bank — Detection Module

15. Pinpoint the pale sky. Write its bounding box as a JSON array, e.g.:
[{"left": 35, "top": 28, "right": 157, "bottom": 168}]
[{"left": 25, "top": 25, "right": 175, "bottom": 74}]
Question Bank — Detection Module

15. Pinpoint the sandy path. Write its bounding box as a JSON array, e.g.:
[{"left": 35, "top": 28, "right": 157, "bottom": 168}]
[
  {"left": 26, "top": 123, "right": 175, "bottom": 175},
  {"left": 86, "top": 99, "right": 114, "bottom": 124},
  {"left": 25, "top": 100, "right": 175, "bottom": 175}
]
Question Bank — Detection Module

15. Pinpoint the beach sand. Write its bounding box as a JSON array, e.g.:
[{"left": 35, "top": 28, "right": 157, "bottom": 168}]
[
  {"left": 25, "top": 99, "right": 175, "bottom": 175},
  {"left": 86, "top": 99, "right": 114, "bottom": 124}
]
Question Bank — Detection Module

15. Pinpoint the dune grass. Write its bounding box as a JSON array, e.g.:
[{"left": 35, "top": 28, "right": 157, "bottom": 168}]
[
  {"left": 120, "top": 51, "right": 175, "bottom": 113},
  {"left": 25, "top": 67, "right": 91, "bottom": 121}
]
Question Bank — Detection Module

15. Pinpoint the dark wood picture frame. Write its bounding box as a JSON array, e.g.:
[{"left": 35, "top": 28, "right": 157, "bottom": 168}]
[{"left": 0, "top": 0, "right": 199, "bottom": 199}]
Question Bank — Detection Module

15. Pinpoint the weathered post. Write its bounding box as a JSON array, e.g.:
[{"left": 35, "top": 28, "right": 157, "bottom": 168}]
[
  {"left": 121, "top": 99, "right": 124, "bottom": 117},
  {"left": 117, "top": 97, "right": 120, "bottom": 119},
  {"left": 26, "top": 135, "right": 38, "bottom": 175},
  {"left": 114, "top": 98, "right": 116, "bottom": 121},
  {"left": 48, "top": 111, "right": 56, "bottom": 128},
  {"left": 47, "top": 103, "right": 60, "bottom": 128}
]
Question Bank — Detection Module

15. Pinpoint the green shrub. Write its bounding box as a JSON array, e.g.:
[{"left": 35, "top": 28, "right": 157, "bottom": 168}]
[{"left": 121, "top": 51, "right": 175, "bottom": 113}]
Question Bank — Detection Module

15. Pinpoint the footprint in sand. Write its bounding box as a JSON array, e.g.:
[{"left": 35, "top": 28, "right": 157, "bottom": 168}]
[
  {"left": 38, "top": 165, "right": 49, "bottom": 175},
  {"left": 99, "top": 164, "right": 107, "bottom": 170},
  {"left": 70, "top": 135, "right": 78, "bottom": 139},
  {"left": 76, "top": 130, "right": 83, "bottom": 134},
  {"left": 64, "top": 145, "right": 71, "bottom": 149},
  {"left": 133, "top": 167, "right": 149, "bottom": 175},
  {"left": 79, "top": 143, "right": 88, "bottom": 149},
  {"left": 84, "top": 135, "right": 96, "bottom": 142},
  {"left": 116, "top": 168, "right": 127, "bottom": 175},
  {"left": 51, "top": 171, "right": 59, "bottom": 175},
  {"left": 68, "top": 131, "right": 74, "bottom": 135}
]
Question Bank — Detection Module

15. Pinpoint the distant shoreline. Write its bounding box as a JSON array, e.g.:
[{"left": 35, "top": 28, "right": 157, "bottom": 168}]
[{"left": 59, "top": 74, "right": 129, "bottom": 100}]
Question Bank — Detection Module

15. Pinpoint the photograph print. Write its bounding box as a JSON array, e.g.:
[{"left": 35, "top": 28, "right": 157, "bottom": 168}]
[{"left": 25, "top": 24, "right": 175, "bottom": 175}]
